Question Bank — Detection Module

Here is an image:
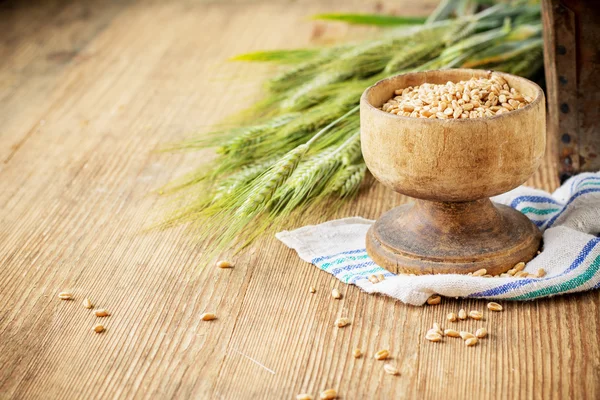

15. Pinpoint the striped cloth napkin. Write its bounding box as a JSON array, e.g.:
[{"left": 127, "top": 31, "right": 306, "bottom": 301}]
[{"left": 276, "top": 172, "right": 600, "bottom": 305}]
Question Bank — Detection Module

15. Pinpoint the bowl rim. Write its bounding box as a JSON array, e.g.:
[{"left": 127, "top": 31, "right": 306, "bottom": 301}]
[{"left": 360, "top": 68, "right": 545, "bottom": 123}]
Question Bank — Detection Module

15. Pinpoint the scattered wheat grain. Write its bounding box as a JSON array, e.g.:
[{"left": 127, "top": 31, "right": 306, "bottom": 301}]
[
  {"left": 384, "top": 364, "right": 400, "bottom": 376},
  {"left": 513, "top": 262, "right": 526, "bottom": 272},
  {"left": 537, "top": 268, "right": 546, "bottom": 277},
  {"left": 444, "top": 329, "right": 460, "bottom": 338},
  {"left": 320, "top": 389, "right": 337, "bottom": 400},
  {"left": 94, "top": 309, "right": 110, "bottom": 317},
  {"left": 374, "top": 349, "right": 390, "bottom": 360},
  {"left": 58, "top": 292, "right": 73, "bottom": 300},
  {"left": 426, "top": 332, "right": 442, "bottom": 342},
  {"left": 335, "top": 317, "right": 351, "bottom": 328},
  {"left": 487, "top": 302, "right": 503, "bottom": 311},
  {"left": 201, "top": 313, "right": 217, "bottom": 321},
  {"left": 216, "top": 260, "right": 233, "bottom": 268},
  {"left": 475, "top": 328, "right": 488, "bottom": 338},
  {"left": 469, "top": 310, "right": 483, "bottom": 320}
]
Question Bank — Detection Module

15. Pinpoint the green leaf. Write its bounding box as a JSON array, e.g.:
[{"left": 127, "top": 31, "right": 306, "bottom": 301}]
[
  {"left": 230, "top": 49, "right": 321, "bottom": 64},
  {"left": 312, "top": 13, "right": 426, "bottom": 26}
]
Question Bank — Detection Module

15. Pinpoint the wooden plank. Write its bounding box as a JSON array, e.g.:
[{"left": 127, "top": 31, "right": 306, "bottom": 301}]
[
  {"left": 0, "top": 1, "right": 597, "bottom": 400},
  {"left": 542, "top": 0, "right": 600, "bottom": 179}
]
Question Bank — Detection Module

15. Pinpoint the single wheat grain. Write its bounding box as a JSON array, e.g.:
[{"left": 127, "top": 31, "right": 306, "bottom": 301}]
[
  {"left": 487, "top": 302, "right": 503, "bottom": 311},
  {"left": 58, "top": 292, "right": 73, "bottom": 300},
  {"left": 475, "top": 328, "right": 488, "bottom": 338},
  {"left": 201, "top": 313, "right": 217, "bottom": 321},
  {"left": 216, "top": 260, "right": 233, "bottom": 268},
  {"left": 427, "top": 294, "right": 441, "bottom": 305},
  {"left": 469, "top": 310, "right": 483, "bottom": 320},
  {"left": 335, "top": 317, "right": 351, "bottom": 328},
  {"left": 94, "top": 309, "right": 110, "bottom": 317},
  {"left": 332, "top": 288, "right": 342, "bottom": 299},
  {"left": 444, "top": 329, "right": 460, "bottom": 338},
  {"left": 537, "top": 268, "right": 546, "bottom": 277},
  {"left": 320, "top": 389, "right": 337, "bottom": 400},
  {"left": 426, "top": 332, "right": 442, "bottom": 342},
  {"left": 384, "top": 364, "right": 400, "bottom": 376}
]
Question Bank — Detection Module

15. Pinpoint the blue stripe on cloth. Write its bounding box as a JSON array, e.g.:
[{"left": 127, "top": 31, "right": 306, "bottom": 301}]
[
  {"left": 468, "top": 237, "right": 600, "bottom": 298},
  {"left": 510, "top": 195, "right": 561, "bottom": 208},
  {"left": 545, "top": 188, "right": 600, "bottom": 228},
  {"left": 320, "top": 255, "right": 370, "bottom": 271},
  {"left": 570, "top": 176, "right": 600, "bottom": 192},
  {"left": 330, "top": 261, "right": 376, "bottom": 275},
  {"left": 311, "top": 248, "right": 367, "bottom": 264}
]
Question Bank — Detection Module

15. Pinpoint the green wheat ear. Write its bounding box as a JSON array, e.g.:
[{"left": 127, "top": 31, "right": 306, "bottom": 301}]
[
  {"left": 236, "top": 144, "right": 309, "bottom": 216},
  {"left": 159, "top": 1, "right": 544, "bottom": 255}
]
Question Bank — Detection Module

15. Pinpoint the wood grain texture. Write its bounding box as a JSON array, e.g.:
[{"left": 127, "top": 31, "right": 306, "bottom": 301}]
[
  {"left": 542, "top": 0, "right": 600, "bottom": 178},
  {"left": 0, "top": 1, "right": 598, "bottom": 399}
]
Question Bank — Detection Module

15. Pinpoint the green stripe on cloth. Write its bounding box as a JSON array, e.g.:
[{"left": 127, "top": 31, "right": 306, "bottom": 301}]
[
  {"left": 581, "top": 181, "right": 600, "bottom": 188},
  {"left": 520, "top": 206, "right": 560, "bottom": 215},
  {"left": 509, "top": 254, "right": 600, "bottom": 300}
]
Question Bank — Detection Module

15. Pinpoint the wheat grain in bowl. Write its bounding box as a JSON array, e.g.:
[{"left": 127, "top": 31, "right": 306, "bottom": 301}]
[{"left": 381, "top": 74, "right": 532, "bottom": 119}]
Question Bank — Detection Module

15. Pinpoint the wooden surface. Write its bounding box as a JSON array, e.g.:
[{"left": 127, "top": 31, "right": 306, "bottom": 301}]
[{"left": 1, "top": 1, "right": 598, "bottom": 399}]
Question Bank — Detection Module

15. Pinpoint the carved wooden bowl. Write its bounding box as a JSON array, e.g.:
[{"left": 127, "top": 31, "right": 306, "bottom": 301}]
[{"left": 360, "top": 69, "right": 546, "bottom": 275}]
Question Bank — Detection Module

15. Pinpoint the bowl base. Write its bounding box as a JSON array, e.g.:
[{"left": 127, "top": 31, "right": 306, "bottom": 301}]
[{"left": 366, "top": 199, "right": 542, "bottom": 275}]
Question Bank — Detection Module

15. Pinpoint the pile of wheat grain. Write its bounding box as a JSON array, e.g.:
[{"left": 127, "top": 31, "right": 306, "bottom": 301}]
[{"left": 381, "top": 74, "right": 533, "bottom": 119}]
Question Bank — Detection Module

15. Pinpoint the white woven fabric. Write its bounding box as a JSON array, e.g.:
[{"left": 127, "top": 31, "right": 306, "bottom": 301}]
[{"left": 276, "top": 172, "right": 600, "bottom": 305}]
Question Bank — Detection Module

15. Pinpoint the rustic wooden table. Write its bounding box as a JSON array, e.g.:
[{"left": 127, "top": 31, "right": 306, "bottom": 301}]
[{"left": 1, "top": 1, "right": 598, "bottom": 399}]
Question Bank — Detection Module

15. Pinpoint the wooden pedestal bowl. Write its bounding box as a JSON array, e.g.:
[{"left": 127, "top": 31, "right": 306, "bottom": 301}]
[{"left": 360, "top": 69, "right": 546, "bottom": 275}]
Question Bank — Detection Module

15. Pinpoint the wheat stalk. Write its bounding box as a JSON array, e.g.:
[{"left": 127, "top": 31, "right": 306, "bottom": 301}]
[{"left": 161, "top": 1, "right": 544, "bottom": 255}]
